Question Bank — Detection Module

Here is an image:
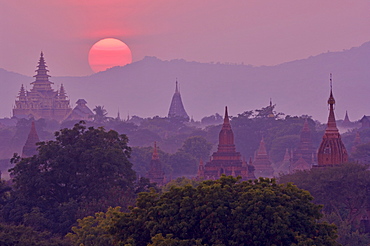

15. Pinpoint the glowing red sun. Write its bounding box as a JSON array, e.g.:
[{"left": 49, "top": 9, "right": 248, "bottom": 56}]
[{"left": 88, "top": 38, "right": 132, "bottom": 73}]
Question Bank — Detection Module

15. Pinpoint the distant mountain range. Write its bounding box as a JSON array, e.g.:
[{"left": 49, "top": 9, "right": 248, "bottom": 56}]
[{"left": 1, "top": 41, "right": 370, "bottom": 122}]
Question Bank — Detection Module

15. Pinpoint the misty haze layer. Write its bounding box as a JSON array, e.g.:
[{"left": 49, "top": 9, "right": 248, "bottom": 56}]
[{"left": 1, "top": 41, "right": 370, "bottom": 123}]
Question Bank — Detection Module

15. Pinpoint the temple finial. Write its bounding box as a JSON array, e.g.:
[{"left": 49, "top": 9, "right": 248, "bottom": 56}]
[
  {"left": 224, "top": 106, "right": 229, "bottom": 123},
  {"left": 270, "top": 98, "right": 272, "bottom": 107},
  {"left": 175, "top": 79, "right": 179, "bottom": 93},
  {"left": 328, "top": 74, "right": 335, "bottom": 106},
  {"left": 117, "top": 107, "right": 121, "bottom": 120}
]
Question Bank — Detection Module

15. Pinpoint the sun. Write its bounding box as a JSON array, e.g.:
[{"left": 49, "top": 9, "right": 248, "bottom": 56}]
[{"left": 88, "top": 38, "right": 132, "bottom": 73}]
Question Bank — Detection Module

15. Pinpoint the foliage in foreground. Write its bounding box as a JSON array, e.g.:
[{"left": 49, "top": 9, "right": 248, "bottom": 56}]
[
  {"left": 279, "top": 162, "right": 370, "bottom": 245},
  {"left": 66, "top": 206, "right": 122, "bottom": 246},
  {"left": 2, "top": 122, "right": 137, "bottom": 235},
  {"left": 105, "top": 176, "right": 338, "bottom": 246},
  {"left": 0, "top": 222, "right": 69, "bottom": 246}
]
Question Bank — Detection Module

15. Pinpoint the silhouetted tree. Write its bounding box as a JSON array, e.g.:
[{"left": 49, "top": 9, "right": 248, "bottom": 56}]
[
  {"left": 92, "top": 105, "right": 108, "bottom": 124},
  {"left": 3, "top": 122, "right": 136, "bottom": 234}
]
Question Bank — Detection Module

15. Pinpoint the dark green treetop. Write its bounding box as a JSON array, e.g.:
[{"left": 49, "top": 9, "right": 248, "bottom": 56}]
[
  {"left": 110, "top": 176, "right": 338, "bottom": 246},
  {"left": 5, "top": 122, "right": 136, "bottom": 234}
]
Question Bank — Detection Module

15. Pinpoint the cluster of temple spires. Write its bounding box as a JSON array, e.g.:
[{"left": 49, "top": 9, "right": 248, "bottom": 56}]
[
  {"left": 147, "top": 80, "right": 348, "bottom": 184},
  {"left": 19, "top": 53, "right": 349, "bottom": 185}
]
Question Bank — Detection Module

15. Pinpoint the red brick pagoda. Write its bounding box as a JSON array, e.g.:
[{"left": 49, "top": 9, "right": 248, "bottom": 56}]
[
  {"left": 291, "top": 118, "right": 315, "bottom": 171},
  {"left": 317, "top": 76, "right": 348, "bottom": 166},
  {"left": 253, "top": 137, "right": 274, "bottom": 178},
  {"left": 147, "top": 142, "right": 165, "bottom": 185},
  {"left": 197, "top": 107, "right": 255, "bottom": 180},
  {"left": 22, "top": 121, "right": 40, "bottom": 157}
]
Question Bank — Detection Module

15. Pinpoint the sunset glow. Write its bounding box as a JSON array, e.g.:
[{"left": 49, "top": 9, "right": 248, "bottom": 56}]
[{"left": 88, "top": 38, "right": 132, "bottom": 73}]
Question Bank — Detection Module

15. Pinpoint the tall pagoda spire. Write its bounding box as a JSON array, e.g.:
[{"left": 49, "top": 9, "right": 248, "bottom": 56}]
[
  {"left": 22, "top": 121, "right": 40, "bottom": 157},
  {"left": 175, "top": 79, "right": 179, "bottom": 93},
  {"left": 168, "top": 79, "right": 189, "bottom": 121},
  {"left": 342, "top": 110, "right": 352, "bottom": 127},
  {"left": 31, "top": 52, "right": 53, "bottom": 91},
  {"left": 217, "top": 106, "right": 236, "bottom": 153},
  {"left": 18, "top": 84, "right": 27, "bottom": 101},
  {"left": 326, "top": 74, "right": 337, "bottom": 132},
  {"left": 58, "top": 84, "right": 67, "bottom": 100},
  {"left": 317, "top": 74, "right": 348, "bottom": 166}
]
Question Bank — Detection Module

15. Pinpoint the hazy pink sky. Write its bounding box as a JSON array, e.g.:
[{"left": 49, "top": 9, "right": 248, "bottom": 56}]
[{"left": 1, "top": 0, "right": 370, "bottom": 76}]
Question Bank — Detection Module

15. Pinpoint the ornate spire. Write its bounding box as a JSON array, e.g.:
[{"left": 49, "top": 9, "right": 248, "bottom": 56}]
[
  {"left": 217, "top": 106, "right": 236, "bottom": 152},
  {"left": 342, "top": 110, "right": 351, "bottom": 127},
  {"left": 34, "top": 52, "right": 50, "bottom": 80},
  {"left": 58, "top": 84, "right": 67, "bottom": 99},
  {"left": 344, "top": 111, "right": 349, "bottom": 121},
  {"left": 31, "top": 52, "right": 53, "bottom": 91},
  {"left": 224, "top": 106, "right": 230, "bottom": 124},
  {"left": 22, "top": 121, "right": 40, "bottom": 157},
  {"left": 18, "top": 84, "right": 27, "bottom": 100},
  {"left": 117, "top": 109, "right": 121, "bottom": 120},
  {"left": 175, "top": 79, "right": 179, "bottom": 93},
  {"left": 317, "top": 74, "right": 348, "bottom": 166},
  {"left": 325, "top": 74, "right": 339, "bottom": 134}
]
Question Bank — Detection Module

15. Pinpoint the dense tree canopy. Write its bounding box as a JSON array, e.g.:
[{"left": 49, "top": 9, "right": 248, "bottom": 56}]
[
  {"left": 3, "top": 122, "right": 137, "bottom": 234},
  {"left": 279, "top": 163, "right": 370, "bottom": 245},
  {"left": 0, "top": 222, "right": 69, "bottom": 246},
  {"left": 110, "top": 176, "right": 338, "bottom": 246}
]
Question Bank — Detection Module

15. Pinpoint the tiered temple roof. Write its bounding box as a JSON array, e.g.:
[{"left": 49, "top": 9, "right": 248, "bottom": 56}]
[
  {"left": 66, "top": 99, "right": 94, "bottom": 121},
  {"left": 13, "top": 52, "right": 72, "bottom": 122}
]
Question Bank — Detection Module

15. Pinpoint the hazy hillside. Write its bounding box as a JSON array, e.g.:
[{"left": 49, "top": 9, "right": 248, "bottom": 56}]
[{"left": 1, "top": 41, "right": 370, "bottom": 122}]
